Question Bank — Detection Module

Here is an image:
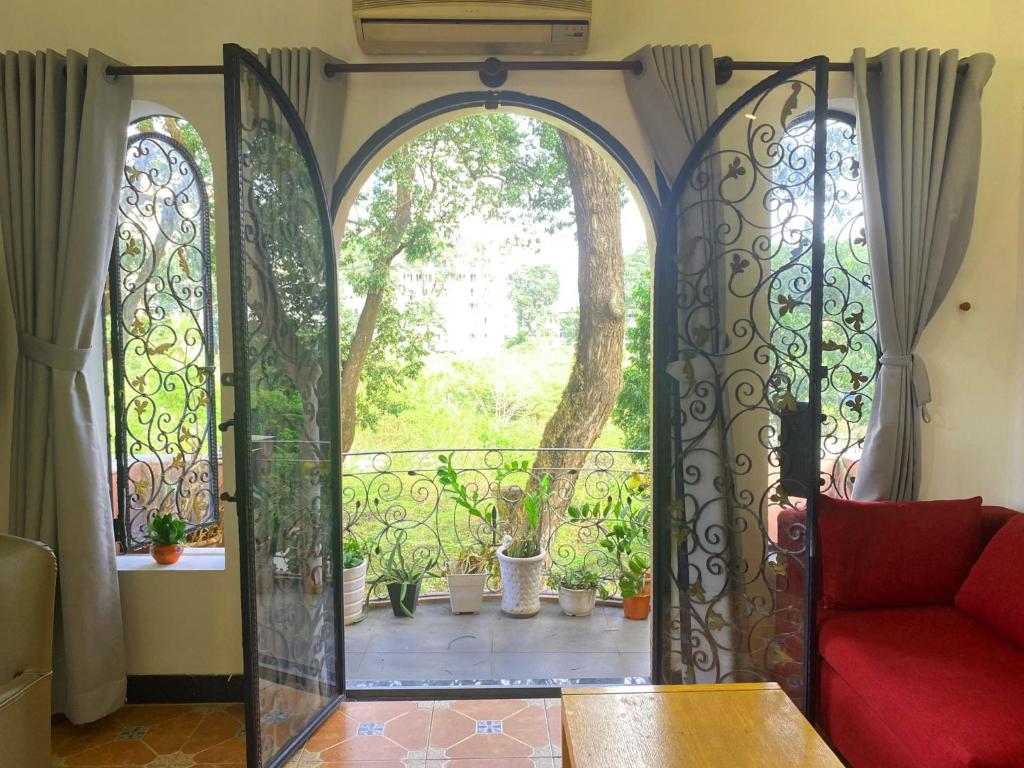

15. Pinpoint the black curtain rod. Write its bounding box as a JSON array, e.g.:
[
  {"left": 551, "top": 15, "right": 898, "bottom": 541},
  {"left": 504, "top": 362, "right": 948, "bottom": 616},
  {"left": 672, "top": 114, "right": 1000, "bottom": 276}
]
[{"left": 104, "top": 56, "right": 967, "bottom": 86}]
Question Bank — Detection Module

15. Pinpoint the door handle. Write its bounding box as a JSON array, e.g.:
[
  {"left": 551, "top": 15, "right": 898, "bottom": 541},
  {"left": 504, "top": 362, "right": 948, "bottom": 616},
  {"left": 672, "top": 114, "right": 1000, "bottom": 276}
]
[{"left": 220, "top": 491, "right": 237, "bottom": 503}]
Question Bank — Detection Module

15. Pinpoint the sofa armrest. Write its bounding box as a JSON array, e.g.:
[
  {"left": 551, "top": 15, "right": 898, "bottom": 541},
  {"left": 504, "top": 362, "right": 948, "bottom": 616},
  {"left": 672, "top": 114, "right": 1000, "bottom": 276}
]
[
  {"left": 0, "top": 671, "right": 52, "bottom": 768},
  {"left": 0, "top": 535, "right": 57, "bottom": 682}
]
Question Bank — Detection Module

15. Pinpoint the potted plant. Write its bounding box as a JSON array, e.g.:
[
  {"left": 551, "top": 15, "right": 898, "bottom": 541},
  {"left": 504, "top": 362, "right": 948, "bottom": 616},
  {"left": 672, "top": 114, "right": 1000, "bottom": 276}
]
[
  {"left": 342, "top": 534, "right": 369, "bottom": 625},
  {"left": 377, "top": 530, "right": 436, "bottom": 618},
  {"left": 548, "top": 565, "right": 606, "bottom": 617},
  {"left": 582, "top": 475, "right": 652, "bottom": 620},
  {"left": 496, "top": 471, "right": 551, "bottom": 617},
  {"left": 443, "top": 545, "right": 493, "bottom": 614},
  {"left": 147, "top": 513, "right": 187, "bottom": 565}
]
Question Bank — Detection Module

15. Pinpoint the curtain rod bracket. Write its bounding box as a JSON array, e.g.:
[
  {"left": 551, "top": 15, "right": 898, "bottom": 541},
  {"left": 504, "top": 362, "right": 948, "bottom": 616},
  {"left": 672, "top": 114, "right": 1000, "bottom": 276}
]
[
  {"left": 714, "top": 56, "right": 735, "bottom": 85},
  {"left": 479, "top": 58, "right": 508, "bottom": 88}
]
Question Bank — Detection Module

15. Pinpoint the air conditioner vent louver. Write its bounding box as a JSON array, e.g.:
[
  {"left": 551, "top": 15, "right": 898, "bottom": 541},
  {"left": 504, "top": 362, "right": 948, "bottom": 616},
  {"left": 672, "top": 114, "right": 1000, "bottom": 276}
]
[
  {"left": 353, "top": 0, "right": 590, "bottom": 11},
  {"left": 353, "top": 0, "right": 592, "bottom": 56}
]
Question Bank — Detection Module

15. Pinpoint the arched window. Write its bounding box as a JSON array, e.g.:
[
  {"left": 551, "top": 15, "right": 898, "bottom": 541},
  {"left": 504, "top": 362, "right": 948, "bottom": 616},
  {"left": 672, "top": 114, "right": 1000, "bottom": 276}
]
[{"left": 106, "top": 116, "right": 220, "bottom": 551}]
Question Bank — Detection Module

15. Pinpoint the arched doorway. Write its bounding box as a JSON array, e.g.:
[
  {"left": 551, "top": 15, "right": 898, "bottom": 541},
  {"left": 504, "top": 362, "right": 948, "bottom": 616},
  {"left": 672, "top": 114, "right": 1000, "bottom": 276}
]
[{"left": 331, "top": 93, "right": 661, "bottom": 694}]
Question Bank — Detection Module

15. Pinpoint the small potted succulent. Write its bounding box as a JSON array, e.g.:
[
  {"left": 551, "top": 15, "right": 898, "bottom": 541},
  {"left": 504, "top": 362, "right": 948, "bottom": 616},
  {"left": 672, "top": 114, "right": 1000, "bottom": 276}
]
[
  {"left": 549, "top": 565, "right": 606, "bottom": 617},
  {"left": 377, "top": 531, "right": 437, "bottom": 618},
  {"left": 147, "top": 513, "right": 187, "bottom": 565},
  {"left": 342, "top": 534, "right": 369, "bottom": 626},
  {"left": 443, "top": 545, "right": 493, "bottom": 615}
]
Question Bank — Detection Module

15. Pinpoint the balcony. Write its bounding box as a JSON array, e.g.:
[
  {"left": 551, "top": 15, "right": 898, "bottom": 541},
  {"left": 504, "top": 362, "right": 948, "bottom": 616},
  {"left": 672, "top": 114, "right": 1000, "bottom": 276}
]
[{"left": 341, "top": 447, "right": 652, "bottom": 688}]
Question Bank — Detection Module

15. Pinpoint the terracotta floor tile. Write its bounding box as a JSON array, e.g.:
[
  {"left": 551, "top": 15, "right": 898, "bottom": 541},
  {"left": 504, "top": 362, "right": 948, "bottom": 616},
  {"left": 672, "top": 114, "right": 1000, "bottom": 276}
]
[
  {"left": 180, "top": 711, "right": 245, "bottom": 754},
  {"left": 192, "top": 734, "right": 247, "bottom": 764},
  {"left": 142, "top": 710, "right": 205, "bottom": 754},
  {"left": 318, "top": 733, "right": 412, "bottom": 762},
  {"left": 544, "top": 701, "right": 561, "bottom": 755},
  {"left": 51, "top": 714, "right": 124, "bottom": 757},
  {"left": 444, "top": 733, "right": 534, "bottom": 760},
  {"left": 382, "top": 708, "right": 432, "bottom": 752},
  {"left": 114, "top": 704, "right": 192, "bottom": 727},
  {"left": 64, "top": 738, "right": 155, "bottom": 766},
  {"left": 449, "top": 699, "right": 530, "bottom": 720},
  {"left": 338, "top": 700, "right": 419, "bottom": 722},
  {"left": 426, "top": 708, "right": 476, "bottom": 750},
  {"left": 426, "top": 760, "right": 551, "bottom": 767},
  {"left": 502, "top": 703, "right": 550, "bottom": 749}
]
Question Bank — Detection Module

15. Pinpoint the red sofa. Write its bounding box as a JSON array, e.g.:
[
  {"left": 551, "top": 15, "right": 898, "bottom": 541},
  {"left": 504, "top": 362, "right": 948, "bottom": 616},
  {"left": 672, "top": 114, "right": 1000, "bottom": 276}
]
[{"left": 813, "top": 498, "right": 1024, "bottom": 768}]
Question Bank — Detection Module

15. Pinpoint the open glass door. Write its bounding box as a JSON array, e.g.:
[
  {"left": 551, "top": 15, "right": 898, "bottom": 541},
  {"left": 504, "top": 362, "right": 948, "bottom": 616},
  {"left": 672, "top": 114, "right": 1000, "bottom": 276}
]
[{"left": 223, "top": 43, "right": 345, "bottom": 768}]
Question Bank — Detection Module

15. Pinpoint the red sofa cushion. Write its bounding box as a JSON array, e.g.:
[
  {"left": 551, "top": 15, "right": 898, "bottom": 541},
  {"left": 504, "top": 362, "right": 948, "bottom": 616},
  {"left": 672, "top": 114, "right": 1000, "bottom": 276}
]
[
  {"left": 956, "top": 513, "right": 1024, "bottom": 648},
  {"left": 819, "top": 607, "right": 1024, "bottom": 768},
  {"left": 817, "top": 495, "right": 982, "bottom": 608}
]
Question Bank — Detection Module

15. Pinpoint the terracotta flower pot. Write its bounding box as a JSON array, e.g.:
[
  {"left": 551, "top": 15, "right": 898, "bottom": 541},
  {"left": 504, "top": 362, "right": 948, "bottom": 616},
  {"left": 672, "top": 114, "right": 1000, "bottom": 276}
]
[
  {"left": 623, "top": 592, "right": 651, "bottom": 621},
  {"left": 150, "top": 544, "right": 184, "bottom": 565}
]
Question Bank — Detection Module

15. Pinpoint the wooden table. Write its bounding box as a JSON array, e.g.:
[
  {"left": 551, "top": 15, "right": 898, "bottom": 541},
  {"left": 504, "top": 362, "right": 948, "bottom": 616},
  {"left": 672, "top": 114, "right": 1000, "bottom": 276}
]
[{"left": 560, "top": 683, "right": 842, "bottom": 767}]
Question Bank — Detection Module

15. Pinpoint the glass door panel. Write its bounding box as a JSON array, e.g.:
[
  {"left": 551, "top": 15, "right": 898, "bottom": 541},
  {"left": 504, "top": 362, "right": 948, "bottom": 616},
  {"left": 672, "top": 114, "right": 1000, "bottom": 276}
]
[{"left": 223, "top": 43, "right": 344, "bottom": 768}]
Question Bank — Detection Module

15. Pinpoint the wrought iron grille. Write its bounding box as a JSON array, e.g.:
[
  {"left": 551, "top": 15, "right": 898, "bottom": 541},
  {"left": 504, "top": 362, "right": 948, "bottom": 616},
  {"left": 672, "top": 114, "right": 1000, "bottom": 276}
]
[
  {"left": 108, "top": 125, "right": 219, "bottom": 551},
  {"left": 653, "top": 61, "right": 830, "bottom": 704},
  {"left": 339, "top": 447, "right": 651, "bottom": 599}
]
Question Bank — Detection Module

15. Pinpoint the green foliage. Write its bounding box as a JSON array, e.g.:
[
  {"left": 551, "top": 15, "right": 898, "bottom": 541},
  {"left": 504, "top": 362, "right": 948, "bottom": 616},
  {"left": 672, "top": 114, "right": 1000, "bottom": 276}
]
[
  {"left": 377, "top": 529, "right": 438, "bottom": 586},
  {"left": 376, "top": 529, "right": 438, "bottom": 617},
  {"left": 612, "top": 273, "right": 651, "bottom": 460},
  {"left": 548, "top": 565, "right": 604, "bottom": 594},
  {"left": 342, "top": 295, "right": 438, "bottom": 431},
  {"left": 506, "top": 264, "right": 560, "bottom": 339},
  {"left": 342, "top": 534, "right": 368, "bottom": 569},
  {"left": 338, "top": 114, "right": 575, "bottom": 443},
  {"left": 146, "top": 513, "right": 188, "bottom": 547}
]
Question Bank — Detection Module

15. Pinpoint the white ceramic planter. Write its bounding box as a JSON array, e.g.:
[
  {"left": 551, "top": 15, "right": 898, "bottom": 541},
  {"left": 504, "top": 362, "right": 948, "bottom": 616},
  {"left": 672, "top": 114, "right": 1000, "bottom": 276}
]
[
  {"left": 558, "top": 586, "right": 596, "bottom": 617},
  {"left": 497, "top": 547, "right": 546, "bottom": 617},
  {"left": 342, "top": 559, "right": 367, "bottom": 625},
  {"left": 446, "top": 570, "right": 488, "bottom": 614}
]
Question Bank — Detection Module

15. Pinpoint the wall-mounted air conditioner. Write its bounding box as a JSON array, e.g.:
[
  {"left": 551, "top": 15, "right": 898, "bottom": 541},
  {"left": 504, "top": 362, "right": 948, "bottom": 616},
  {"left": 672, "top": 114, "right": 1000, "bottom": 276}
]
[{"left": 352, "top": 0, "right": 592, "bottom": 55}]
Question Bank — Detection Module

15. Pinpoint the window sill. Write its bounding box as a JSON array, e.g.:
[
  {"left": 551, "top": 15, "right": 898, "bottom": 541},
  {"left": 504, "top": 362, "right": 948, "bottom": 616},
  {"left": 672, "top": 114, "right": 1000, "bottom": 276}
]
[{"left": 116, "top": 547, "right": 226, "bottom": 573}]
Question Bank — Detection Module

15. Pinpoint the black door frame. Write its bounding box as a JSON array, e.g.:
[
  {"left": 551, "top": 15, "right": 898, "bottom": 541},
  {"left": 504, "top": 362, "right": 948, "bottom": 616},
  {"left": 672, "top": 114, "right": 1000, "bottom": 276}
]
[
  {"left": 651, "top": 57, "right": 829, "bottom": 714},
  {"left": 223, "top": 42, "right": 346, "bottom": 768}
]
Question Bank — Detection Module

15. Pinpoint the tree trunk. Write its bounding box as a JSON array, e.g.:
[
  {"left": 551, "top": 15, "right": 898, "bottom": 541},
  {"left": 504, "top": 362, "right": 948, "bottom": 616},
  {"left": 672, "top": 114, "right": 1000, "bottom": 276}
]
[
  {"left": 531, "top": 132, "right": 625, "bottom": 539},
  {"left": 340, "top": 148, "right": 414, "bottom": 453}
]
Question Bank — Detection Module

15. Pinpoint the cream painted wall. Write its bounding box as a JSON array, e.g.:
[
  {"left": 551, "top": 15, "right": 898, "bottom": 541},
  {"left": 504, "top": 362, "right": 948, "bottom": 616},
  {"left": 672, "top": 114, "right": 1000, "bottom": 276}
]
[{"left": 1, "top": 0, "right": 1022, "bottom": 675}]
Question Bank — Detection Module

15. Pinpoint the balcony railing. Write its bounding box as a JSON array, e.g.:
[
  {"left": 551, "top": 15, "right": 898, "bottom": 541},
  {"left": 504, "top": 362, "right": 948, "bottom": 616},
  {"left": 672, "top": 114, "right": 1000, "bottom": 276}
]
[{"left": 342, "top": 447, "right": 650, "bottom": 600}]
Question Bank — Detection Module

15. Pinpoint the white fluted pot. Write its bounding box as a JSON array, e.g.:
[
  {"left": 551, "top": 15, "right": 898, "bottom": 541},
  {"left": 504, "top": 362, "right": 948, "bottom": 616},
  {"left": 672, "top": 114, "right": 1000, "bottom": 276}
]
[
  {"left": 497, "top": 547, "right": 546, "bottom": 617},
  {"left": 342, "top": 559, "right": 367, "bottom": 625}
]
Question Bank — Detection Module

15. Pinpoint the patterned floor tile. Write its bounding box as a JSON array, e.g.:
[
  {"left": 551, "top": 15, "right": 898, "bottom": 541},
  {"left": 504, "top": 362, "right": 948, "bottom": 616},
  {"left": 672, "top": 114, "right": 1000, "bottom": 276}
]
[{"left": 53, "top": 697, "right": 564, "bottom": 767}]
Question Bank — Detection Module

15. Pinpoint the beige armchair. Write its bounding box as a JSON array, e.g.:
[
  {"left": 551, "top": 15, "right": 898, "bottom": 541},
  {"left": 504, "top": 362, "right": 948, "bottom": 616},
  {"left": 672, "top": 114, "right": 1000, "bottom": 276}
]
[{"left": 0, "top": 534, "right": 57, "bottom": 768}]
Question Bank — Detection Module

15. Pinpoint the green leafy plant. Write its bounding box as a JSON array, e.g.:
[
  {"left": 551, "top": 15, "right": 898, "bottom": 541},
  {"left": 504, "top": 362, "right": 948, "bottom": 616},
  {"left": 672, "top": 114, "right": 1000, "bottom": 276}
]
[
  {"left": 376, "top": 530, "right": 438, "bottom": 618},
  {"left": 146, "top": 513, "right": 187, "bottom": 547},
  {"left": 548, "top": 565, "right": 609, "bottom": 597},
  {"left": 570, "top": 474, "right": 651, "bottom": 598},
  {"left": 343, "top": 534, "right": 368, "bottom": 570},
  {"left": 435, "top": 454, "right": 552, "bottom": 559}
]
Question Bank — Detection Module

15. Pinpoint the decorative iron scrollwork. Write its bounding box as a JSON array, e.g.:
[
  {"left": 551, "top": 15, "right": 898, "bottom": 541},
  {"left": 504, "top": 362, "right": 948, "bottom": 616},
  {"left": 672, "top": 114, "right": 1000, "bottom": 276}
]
[{"left": 109, "top": 126, "right": 219, "bottom": 551}]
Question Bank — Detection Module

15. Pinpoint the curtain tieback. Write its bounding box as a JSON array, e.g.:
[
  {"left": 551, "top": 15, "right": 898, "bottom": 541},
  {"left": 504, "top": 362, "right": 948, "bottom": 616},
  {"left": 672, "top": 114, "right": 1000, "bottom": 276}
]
[
  {"left": 18, "top": 330, "right": 91, "bottom": 372},
  {"left": 880, "top": 352, "right": 932, "bottom": 422}
]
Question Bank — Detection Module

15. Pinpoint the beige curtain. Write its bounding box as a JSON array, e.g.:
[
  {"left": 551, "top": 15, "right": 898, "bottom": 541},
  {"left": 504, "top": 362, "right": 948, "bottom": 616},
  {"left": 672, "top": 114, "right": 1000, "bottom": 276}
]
[
  {"left": 626, "top": 45, "right": 741, "bottom": 685},
  {"left": 0, "top": 49, "right": 132, "bottom": 723},
  {"left": 852, "top": 48, "right": 994, "bottom": 501},
  {"left": 257, "top": 47, "right": 346, "bottom": 190}
]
